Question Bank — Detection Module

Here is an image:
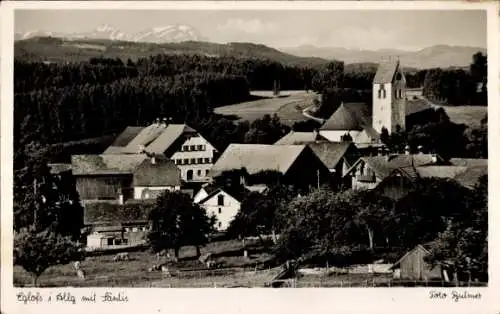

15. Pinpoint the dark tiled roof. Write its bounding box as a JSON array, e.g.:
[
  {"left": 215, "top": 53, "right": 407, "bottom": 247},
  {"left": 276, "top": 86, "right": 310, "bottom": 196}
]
[
  {"left": 406, "top": 99, "right": 433, "bottom": 116},
  {"left": 120, "top": 123, "right": 168, "bottom": 154},
  {"left": 133, "top": 157, "right": 181, "bottom": 187},
  {"left": 373, "top": 60, "right": 399, "bottom": 84},
  {"left": 48, "top": 163, "right": 72, "bottom": 175},
  {"left": 71, "top": 154, "right": 148, "bottom": 175},
  {"left": 306, "top": 142, "right": 354, "bottom": 169},
  {"left": 346, "top": 154, "right": 442, "bottom": 179},
  {"left": 453, "top": 165, "right": 487, "bottom": 190},
  {"left": 210, "top": 144, "right": 306, "bottom": 177},
  {"left": 274, "top": 131, "right": 325, "bottom": 145},
  {"left": 145, "top": 124, "right": 197, "bottom": 154},
  {"left": 111, "top": 126, "right": 145, "bottom": 147},
  {"left": 320, "top": 103, "right": 371, "bottom": 131}
]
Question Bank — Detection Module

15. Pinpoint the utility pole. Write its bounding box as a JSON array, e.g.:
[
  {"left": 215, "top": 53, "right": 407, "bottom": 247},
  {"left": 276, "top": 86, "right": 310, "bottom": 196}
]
[{"left": 317, "top": 169, "right": 320, "bottom": 190}]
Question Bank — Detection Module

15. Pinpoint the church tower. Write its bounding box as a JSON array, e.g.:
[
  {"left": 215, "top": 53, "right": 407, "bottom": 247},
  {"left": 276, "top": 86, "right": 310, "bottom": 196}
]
[{"left": 372, "top": 59, "right": 406, "bottom": 134}]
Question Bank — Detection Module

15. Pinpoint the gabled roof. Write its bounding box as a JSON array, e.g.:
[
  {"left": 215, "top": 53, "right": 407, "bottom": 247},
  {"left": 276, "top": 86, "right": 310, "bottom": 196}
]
[
  {"left": 145, "top": 124, "right": 196, "bottom": 154},
  {"left": 209, "top": 144, "right": 307, "bottom": 177},
  {"left": 306, "top": 142, "right": 355, "bottom": 170},
  {"left": 345, "top": 154, "right": 442, "bottom": 179},
  {"left": 120, "top": 123, "right": 168, "bottom": 154},
  {"left": 354, "top": 125, "right": 380, "bottom": 144},
  {"left": 449, "top": 158, "right": 488, "bottom": 167},
  {"left": 196, "top": 188, "right": 244, "bottom": 205},
  {"left": 274, "top": 131, "right": 325, "bottom": 145},
  {"left": 133, "top": 157, "right": 181, "bottom": 187},
  {"left": 320, "top": 103, "right": 371, "bottom": 131},
  {"left": 406, "top": 99, "right": 433, "bottom": 116},
  {"left": 110, "top": 126, "right": 145, "bottom": 147},
  {"left": 103, "top": 126, "right": 145, "bottom": 154},
  {"left": 71, "top": 154, "right": 148, "bottom": 176},
  {"left": 373, "top": 60, "right": 399, "bottom": 84},
  {"left": 48, "top": 163, "right": 72, "bottom": 175},
  {"left": 452, "top": 165, "right": 488, "bottom": 190},
  {"left": 390, "top": 244, "right": 430, "bottom": 269}
]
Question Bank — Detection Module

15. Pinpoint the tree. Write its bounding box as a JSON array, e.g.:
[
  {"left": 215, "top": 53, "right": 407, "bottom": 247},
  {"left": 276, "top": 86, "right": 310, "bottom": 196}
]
[
  {"left": 275, "top": 188, "right": 372, "bottom": 266},
  {"left": 346, "top": 189, "right": 394, "bottom": 250},
  {"left": 14, "top": 228, "right": 85, "bottom": 287},
  {"left": 425, "top": 175, "right": 488, "bottom": 281},
  {"left": 394, "top": 178, "right": 473, "bottom": 248},
  {"left": 148, "top": 191, "right": 215, "bottom": 258},
  {"left": 380, "top": 127, "right": 390, "bottom": 145}
]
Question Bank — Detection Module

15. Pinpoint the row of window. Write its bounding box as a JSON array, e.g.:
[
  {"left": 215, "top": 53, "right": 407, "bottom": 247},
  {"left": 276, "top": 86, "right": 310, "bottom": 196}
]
[
  {"left": 181, "top": 144, "right": 207, "bottom": 152},
  {"left": 377, "top": 86, "right": 404, "bottom": 99},
  {"left": 175, "top": 157, "right": 212, "bottom": 165}
]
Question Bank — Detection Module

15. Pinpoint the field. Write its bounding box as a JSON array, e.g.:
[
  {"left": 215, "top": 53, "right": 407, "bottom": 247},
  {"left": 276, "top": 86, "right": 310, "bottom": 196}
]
[
  {"left": 214, "top": 90, "right": 318, "bottom": 125},
  {"left": 441, "top": 106, "right": 487, "bottom": 127},
  {"left": 13, "top": 239, "right": 278, "bottom": 288}
]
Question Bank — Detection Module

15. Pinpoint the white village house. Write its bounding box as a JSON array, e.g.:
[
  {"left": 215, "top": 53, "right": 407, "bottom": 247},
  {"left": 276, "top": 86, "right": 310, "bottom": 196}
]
[{"left": 194, "top": 187, "right": 243, "bottom": 231}]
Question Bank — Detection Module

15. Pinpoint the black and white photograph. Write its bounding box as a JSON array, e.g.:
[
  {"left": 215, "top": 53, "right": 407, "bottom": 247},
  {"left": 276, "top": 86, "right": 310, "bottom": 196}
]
[{"left": 3, "top": 2, "right": 494, "bottom": 293}]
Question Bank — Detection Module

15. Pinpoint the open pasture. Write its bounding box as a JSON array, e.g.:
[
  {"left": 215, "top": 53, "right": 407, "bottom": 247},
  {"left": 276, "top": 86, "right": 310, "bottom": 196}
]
[
  {"left": 13, "top": 239, "right": 277, "bottom": 287},
  {"left": 214, "top": 90, "right": 318, "bottom": 125}
]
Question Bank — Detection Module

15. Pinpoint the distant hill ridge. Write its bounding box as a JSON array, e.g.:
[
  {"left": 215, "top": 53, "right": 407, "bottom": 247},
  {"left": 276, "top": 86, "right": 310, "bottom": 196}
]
[{"left": 15, "top": 36, "right": 482, "bottom": 70}]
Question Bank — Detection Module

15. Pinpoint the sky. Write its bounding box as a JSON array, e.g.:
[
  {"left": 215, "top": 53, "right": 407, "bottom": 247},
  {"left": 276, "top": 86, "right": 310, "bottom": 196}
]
[{"left": 15, "top": 9, "right": 486, "bottom": 51}]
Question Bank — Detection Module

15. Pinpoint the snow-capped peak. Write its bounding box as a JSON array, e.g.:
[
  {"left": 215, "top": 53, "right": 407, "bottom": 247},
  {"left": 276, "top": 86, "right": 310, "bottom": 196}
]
[{"left": 16, "top": 24, "right": 204, "bottom": 43}]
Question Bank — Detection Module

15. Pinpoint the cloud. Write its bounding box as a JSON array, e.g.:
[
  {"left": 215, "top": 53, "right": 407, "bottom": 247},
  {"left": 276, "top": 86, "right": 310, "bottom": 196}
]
[{"left": 216, "top": 18, "right": 279, "bottom": 35}]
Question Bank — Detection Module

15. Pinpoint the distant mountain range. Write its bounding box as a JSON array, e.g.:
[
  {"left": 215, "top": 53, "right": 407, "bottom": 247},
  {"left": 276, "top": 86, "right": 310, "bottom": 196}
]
[
  {"left": 282, "top": 45, "right": 486, "bottom": 69},
  {"left": 15, "top": 24, "right": 485, "bottom": 69},
  {"left": 15, "top": 24, "right": 206, "bottom": 43}
]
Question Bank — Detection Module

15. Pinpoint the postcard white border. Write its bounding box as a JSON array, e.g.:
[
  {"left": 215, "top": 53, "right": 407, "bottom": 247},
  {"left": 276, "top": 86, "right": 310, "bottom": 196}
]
[{"left": 1, "top": 2, "right": 499, "bottom": 314}]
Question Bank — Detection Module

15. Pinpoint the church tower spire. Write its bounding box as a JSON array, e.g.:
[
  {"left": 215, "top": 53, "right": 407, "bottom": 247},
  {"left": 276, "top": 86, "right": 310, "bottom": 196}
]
[{"left": 372, "top": 58, "right": 406, "bottom": 134}]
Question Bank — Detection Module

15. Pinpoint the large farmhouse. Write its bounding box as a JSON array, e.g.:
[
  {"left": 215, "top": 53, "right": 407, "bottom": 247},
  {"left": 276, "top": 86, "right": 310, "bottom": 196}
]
[
  {"left": 209, "top": 144, "right": 331, "bottom": 191},
  {"left": 103, "top": 121, "right": 218, "bottom": 183}
]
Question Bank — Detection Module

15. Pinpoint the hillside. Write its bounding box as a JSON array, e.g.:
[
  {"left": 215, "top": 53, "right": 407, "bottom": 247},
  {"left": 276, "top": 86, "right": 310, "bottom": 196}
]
[
  {"left": 282, "top": 44, "right": 486, "bottom": 69},
  {"left": 14, "top": 37, "right": 329, "bottom": 67}
]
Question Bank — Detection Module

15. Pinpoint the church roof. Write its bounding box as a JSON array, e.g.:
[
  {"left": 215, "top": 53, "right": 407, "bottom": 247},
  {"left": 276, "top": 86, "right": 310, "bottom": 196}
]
[
  {"left": 373, "top": 60, "right": 399, "bottom": 84},
  {"left": 320, "top": 103, "right": 371, "bottom": 131}
]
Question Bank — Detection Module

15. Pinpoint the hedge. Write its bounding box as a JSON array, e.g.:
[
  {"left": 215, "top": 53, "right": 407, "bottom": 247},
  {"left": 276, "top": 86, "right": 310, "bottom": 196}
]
[{"left": 84, "top": 202, "right": 156, "bottom": 225}]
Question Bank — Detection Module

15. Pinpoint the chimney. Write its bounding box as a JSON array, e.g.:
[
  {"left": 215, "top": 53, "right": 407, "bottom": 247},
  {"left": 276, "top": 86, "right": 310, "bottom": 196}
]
[
  {"left": 417, "top": 145, "right": 424, "bottom": 154},
  {"left": 138, "top": 145, "right": 145, "bottom": 154},
  {"left": 151, "top": 156, "right": 156, "bottom": 164},
  {"left": 404, "top": 145, "right": 411, "bottom": 155}
]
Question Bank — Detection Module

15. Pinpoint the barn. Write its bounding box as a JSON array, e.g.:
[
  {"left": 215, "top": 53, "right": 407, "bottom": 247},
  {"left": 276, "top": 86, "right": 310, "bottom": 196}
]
[{"left": 390, "top": 245, "right": 443, "bottom": 281}]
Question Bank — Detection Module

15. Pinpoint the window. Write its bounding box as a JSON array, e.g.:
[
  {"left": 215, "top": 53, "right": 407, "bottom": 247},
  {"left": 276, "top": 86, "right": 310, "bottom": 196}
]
[
  {"left": 198, "top": 158, "right": 203, "bottom": 164},
  {"left": 183, "top": 159, "right": 189, "bottom": 165},
  {"left": 197, "top": 170, "right": 202, "bottom": 176},
  {"left": 191, "top": 158, "right": 196, "bottom": 164},
  {"left": 190, "top": 145, "right": 195, "bottom": 151},
  {"left": 399, "top": 89, "right": 402, "bottom": 98},
  {"left": 218, "top": 222, "right": 222, "bottom": 228},
  {"left": 204, "top": 158, "right": 210, "bottom": 163},
  {"left": 197, "top": 145, "right": 203, "bottom": 150},
  {"left": 218, "top": 208, "right": 222, "bottom": 214},
  {"left": 382, "top": 89, "right": 386, "bottom": 99},
  {"left": 378, "top": 89, "right": 381, "bottom": 99},
  {"left": 187, "top": 170, "right": 194, "bottom": 181},
  {"left": 182, "top": 145, "right": 188, "bottom": 152},
  {"left": 217, "top": 195, "right": 224, "bottom": 206},
  {"left": 206, "top": 170, "right": 209, "bottom": 176}
]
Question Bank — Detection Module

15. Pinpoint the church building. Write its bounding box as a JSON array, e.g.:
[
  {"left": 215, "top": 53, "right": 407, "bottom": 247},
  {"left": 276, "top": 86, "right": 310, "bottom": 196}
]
[
  {"left": 319, "top": 59, "right": 431, "bottom": 148},
  {"left": 372, "top": 59, "right": 406, "bottom": 134}
]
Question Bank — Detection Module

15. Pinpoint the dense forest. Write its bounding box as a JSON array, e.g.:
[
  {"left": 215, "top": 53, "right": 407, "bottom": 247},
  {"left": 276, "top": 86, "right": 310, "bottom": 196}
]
[{"left": 14, "top": 50, "right": 487, "bottom": 170}]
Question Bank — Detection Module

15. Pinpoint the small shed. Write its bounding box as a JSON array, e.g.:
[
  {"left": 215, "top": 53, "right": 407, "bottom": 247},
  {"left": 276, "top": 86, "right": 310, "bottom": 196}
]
[
  {"left": 390, "top": 245, "right": 443, "bottom": 281},
  {"left": 87, "top": 233, "right": 115, "bottom": 248}
]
